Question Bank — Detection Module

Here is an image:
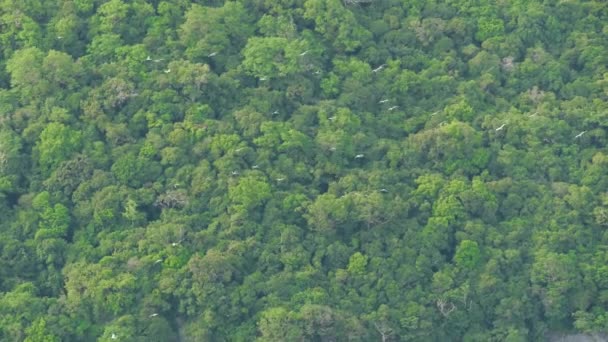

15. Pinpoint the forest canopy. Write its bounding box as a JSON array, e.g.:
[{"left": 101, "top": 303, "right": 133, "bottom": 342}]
[{"left": 1, "top": 0, "right": 608, "bottom": 341}]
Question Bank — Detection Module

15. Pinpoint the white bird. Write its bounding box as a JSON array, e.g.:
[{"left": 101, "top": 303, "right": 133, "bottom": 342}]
[
  {"left": 495, "top": 124, "right": 506, "bottom": 131},
  {"left": 252, "top": 165, "right": 259, "bottom": 169},
  {"left": 380, "top": 188, "right": 388, "bottom": 193},
  {"left": 154, "top": 259, "right": 163, "bottom": 264},
  {"left": 329, "top": 146, "right": 337, "bottom": 151},
  {"left": 57, "top": 36, "right": 63, "bottom": 40},
  {"left": 372, "top": 64, "right": 386, "bottom": 73},
  {"left": 378, "top": 99, "right": 389, "bottom": 104},
  {"left": 111, "top": 333, "right": 117, "bottom": 340},
  {"left": 231, "top": 170, "right": 239, "bottom": 176},
  {"left": 208, "top": 52, "right": 218, "bottom": 57},
  {"left": 575, "top": 131, "right": 587, "bottom": 139},
  {"left": 259, "top": 77, "right": 267, "bottom": 81},
  {"left": 149, "top": 313, "right": 159, "bottom": 317},
  {"left": 235, "top": 147, "right": 244, "bottom": 152},
  {"left": 164, "top": 69, "right": 171, "bottom": 73},
  {"left": 355, "top": 154, "right": 364, "bottom": 159},
  {"left": 276, "top": 178, "right": 285, "bottom": 182},
  {"left": 300, "top": 50, "right": 310, "bottom": 56},
  {"left": 171, "top": 242, "right": 180, "bottom": 247},
  {"left": 328, "top": 116, "right": 337, "bottom": 121},
  {"left": 153, "top": 58, "right": 164, "bottom": 63},
  {"left": 272, "top": 110, "right": 279, "bottom": 115},
  {"left": 388, "top": 106, "right": 399, "bottom": 111},
  {"left": 145, "top": 56, "right": 152, "bottom": 61},
  {"left": 314, "top": 70, "right": 321, "bottom": 75}
]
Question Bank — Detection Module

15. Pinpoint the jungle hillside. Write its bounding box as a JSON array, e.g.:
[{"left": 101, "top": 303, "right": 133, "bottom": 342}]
[{"left": 1, "top": 0, "right": 608, "bottom": 341}]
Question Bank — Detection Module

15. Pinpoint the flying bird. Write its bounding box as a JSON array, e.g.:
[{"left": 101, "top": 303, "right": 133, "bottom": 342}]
[
  {"left": 208, "top": 52, "right": 218, "bottom": 57},
  {"left": 378, "top": 99, "right": 389, "bottom": 104},
  {"left": 372, "top": 64, "right": 386, "bottom": 73},
  {"left": 164, "top": 69, "right": 171, "bottom": 73},
  {"left": 111, "top": 333, "right": 117, "bottom": 340},
  {"left": 355, "top": 154, "right": 364, "bottom": 159},
  {"left": 149, "top": 313, "right": 159, "bottom": 318},
  {"left": 495, "top": 124, "right": 506, "bottom": 131},
  {"left": 379, "top": 188, "right": 388, "bottom": 193},
  {"left": 145, "top": 56, "right": 152, "bottom": 61},
  {"left": 388, "top": 106, "right": 399, "bottom": 111},
  {"left": 300, "top": 50, "right": 310, "bottom": 56},
  {"left": 575, "top": 131, "right": 587, "bottom": 139}
]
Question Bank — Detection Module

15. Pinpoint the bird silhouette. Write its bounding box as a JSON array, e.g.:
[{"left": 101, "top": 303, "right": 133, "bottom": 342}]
[
  {"left": 372, "top": 64, "right": 386, "bottom": 73},
  {"left": 575, "top": 131, "right": 587, "bottom": 139}
]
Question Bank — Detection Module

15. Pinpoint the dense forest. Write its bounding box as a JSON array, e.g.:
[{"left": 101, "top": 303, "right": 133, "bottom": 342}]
[{"left": 0, "top": 0, "right": 607, "bottom": 340}]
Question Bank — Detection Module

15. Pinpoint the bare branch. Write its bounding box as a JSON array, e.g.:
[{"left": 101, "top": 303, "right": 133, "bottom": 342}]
[
  {"left": 374, "top": 321, "right": 394, "bottom": 342},
  {"left": 436, "top": 298, "right": 456, "bottom": 317}
]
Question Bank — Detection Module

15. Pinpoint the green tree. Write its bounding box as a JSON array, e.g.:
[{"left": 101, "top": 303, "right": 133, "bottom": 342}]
[
  {"left": 36, "top": 122, "right": 82, "bottom": 171},
  {"left": 303, "top": 0, "right": 372, "bottom": 52},
  {"left": 180, "top": 2, "right": 253, "bottom": 67},
  {"left": 454, "top": 240, "right": 481, "bottom": 270},
  {"left": 257, "top": 307, "right": 303, "bottom": 341},
  {"left": 6, "top": 47, "right": 48, "bottom": 101},
  {"left": 229, "top": 176, "right": 271, "bottom": 210},
  {"left": 24, "top": 318, "right": 59, "bottom": 342}
]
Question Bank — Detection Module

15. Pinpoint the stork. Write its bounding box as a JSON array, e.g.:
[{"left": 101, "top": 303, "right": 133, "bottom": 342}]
[
  {"left": 575, "top": 131, "right": 587, "bottom": 139},
  {"left": 372, "top": 64, "right": 386, "bottom": 73}
]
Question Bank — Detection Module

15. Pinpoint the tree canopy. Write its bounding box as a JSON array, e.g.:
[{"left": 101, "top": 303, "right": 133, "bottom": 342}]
[{"left": 1, "top": 0, "right": 608, "bottom": 340}]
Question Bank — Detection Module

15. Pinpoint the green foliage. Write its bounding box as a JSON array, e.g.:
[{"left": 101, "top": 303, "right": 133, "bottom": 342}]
[
  {"left": 347, "top": 252, "right": 368, "bottom": 275},
  {"left": 1, "top": 0, "right": 607, "bottom": 341},
  {"left": 454, "top": 240, "right": 481, "bottom": 270},
  {"left": 36, "top": 123, "right": 82, "bottom": 171},
  {"left": 229, "top": 176, "right": 271, "bottom": 210},
  {"left": 304, "top": 0, "right": 372, "bottom": 52},
  {"left": 24, "top": 318, "right": 59, "bottom": 342},
  {"left": 242, "top": 37, "right": 302, "bottom": 78}
]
